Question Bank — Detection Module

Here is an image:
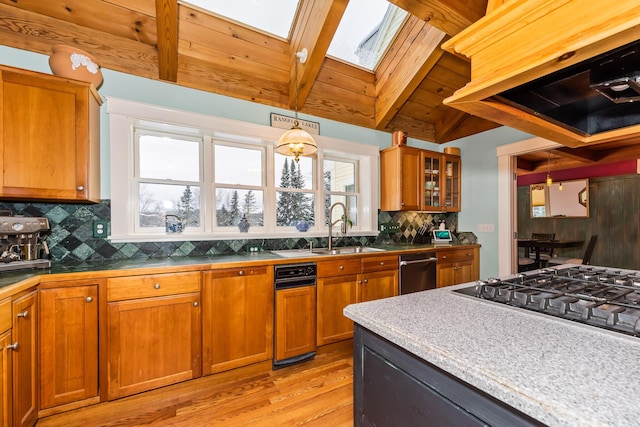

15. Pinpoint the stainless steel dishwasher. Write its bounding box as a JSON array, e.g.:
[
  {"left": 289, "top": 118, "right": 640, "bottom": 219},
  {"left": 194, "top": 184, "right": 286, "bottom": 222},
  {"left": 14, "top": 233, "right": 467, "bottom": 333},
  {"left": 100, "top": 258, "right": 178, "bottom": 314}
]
[{"left": 399, "top": 252, "right": 437, "bottom": 294}]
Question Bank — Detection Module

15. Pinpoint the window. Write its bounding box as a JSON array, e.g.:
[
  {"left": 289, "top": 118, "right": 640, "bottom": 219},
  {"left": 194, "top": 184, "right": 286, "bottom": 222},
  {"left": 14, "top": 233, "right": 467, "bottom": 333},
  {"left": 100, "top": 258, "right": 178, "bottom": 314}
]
[{"left": 107, "top": 98, "right": 379, "bottom": 241}]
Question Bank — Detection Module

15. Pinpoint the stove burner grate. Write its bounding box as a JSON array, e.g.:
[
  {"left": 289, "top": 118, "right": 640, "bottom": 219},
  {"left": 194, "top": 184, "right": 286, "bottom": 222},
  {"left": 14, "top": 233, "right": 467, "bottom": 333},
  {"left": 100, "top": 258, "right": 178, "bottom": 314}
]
[{"left": 457, "top": 265, "right": 640, "bottom": 337}]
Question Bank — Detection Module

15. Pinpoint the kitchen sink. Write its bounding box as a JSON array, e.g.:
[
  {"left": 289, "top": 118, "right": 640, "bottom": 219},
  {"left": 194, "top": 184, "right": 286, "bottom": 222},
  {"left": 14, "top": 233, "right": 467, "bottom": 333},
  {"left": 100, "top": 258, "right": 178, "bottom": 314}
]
[{"left": 272, "top": 246, "right": 386, "bottom": 258}]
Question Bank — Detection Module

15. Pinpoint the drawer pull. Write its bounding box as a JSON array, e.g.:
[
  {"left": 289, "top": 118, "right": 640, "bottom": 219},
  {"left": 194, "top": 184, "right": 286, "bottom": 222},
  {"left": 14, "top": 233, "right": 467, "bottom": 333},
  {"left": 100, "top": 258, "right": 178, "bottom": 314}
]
[
  {"left": 77, "top": 185, "right": 84, "bottom": 191},
  {"left": 17, "top": 310, "right": 28, "bottom": 319},
  {"left": 364, "top": 279, "right": 368, "bottom": 284},
  {"left": 358, "top": 280, "right": 362, "bottom": 284},
  {"left": 239, "top": 270, "right": 244, "bottom": 276},
  {"left": 6, "top": 342, "right": 18, "bottom": 351},
  {"left": 379, "top": 261, "right": 385, "bottom": 266},
  {"left": 467, "top": 253, "right": 472, "bottom": 256},
  {"left": 441, "top": 256, "right": 447, "bottom": 260},
  {"left": 339, "top": 265, "right": 344, "bottom": 270},
  {"left": 154, "top": 283, "right": 161, "bottom": 289},
  {"left": 86, "top": 296, "right": 93, "bottom": 303}
]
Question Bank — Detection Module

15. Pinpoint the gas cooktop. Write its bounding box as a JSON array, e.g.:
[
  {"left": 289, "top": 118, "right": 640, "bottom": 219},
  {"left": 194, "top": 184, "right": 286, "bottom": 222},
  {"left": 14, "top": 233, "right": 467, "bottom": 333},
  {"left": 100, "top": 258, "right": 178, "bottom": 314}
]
[{"left": 455, "top": 265, "right": 640, "bottom": 337}]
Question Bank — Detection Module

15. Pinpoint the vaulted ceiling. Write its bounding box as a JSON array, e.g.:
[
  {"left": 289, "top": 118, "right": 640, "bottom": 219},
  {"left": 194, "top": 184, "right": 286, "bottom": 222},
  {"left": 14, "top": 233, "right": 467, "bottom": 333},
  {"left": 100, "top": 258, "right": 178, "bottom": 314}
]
[{"left": 1, "top": 0, "right": 638, "bottom": 172}]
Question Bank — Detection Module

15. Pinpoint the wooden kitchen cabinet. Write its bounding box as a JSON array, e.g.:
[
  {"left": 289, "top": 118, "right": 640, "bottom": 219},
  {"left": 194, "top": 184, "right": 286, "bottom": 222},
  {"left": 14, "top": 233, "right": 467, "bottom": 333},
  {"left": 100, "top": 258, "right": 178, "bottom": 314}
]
[
  {"left": 317, "top": 255, "right": 399, "bottom": 346},
  {"left": 202, "top": 267, "right": 273, "bottom": 374},
  {"left": 380, "top": 145, "right": 461, "bottom": 213},
  {"left": 0, "top": 65, "right": 101, "bottom": 202},
  {"left": 380, "top": 146, "right": 422, "bottom": 211},
  {"left": 39, "top": 282, "right": 99, "bottom": 412},
  {"left": 275, "top": 285, "right": 316, "bottom": 364},
  {"left": 359, "top": 255, "right": 399, "bottom": 302},
  {"left": 0, "top": 298, "right": 12, "bottom": 427},
  {"left": 12, "top": 290, "right": 38, "bottom": 427},
  {"left": 436, "top": 247, "right": 479, "bottom": 288},
  {"left": 106, "top": 272, "right": 201, "bottom": 400},
  {"left": 317, "top": 259, "right": 360, "bottom": 346}
]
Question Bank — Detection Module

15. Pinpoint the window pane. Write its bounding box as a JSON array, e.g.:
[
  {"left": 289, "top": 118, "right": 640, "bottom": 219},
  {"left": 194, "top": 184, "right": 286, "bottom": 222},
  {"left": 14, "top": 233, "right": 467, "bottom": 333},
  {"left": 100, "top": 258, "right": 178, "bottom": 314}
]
[
  {"left": 275, "top": 154, "right": 313, "bottom": 190},
  {"left": 139, "top": 135, "right": 200, "bottom": 181},
  {"left": 325, "top": 195, "right": 358, "bottom": 227},
  {"left": 324, "top": 160, "right": 356, "bottom": 192},
  {"left": 216, "top": 189, "right": 264, "bottom": 227},
  {"left": 276, "top": 191, "right": 315, "bottom": 227},
  {"left": 215, "top": 145, "right": 263, "bottom": 186},
  {"left": 139, "top": 183, "right": 201, "bottom": 228}
]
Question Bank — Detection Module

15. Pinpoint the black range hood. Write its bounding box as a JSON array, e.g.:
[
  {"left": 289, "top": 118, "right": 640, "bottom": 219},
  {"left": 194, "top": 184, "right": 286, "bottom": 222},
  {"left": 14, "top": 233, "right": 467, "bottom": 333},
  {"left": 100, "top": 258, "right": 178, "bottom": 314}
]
[{"left": 496, "top": 39, "right": 640, "bottom": 136}]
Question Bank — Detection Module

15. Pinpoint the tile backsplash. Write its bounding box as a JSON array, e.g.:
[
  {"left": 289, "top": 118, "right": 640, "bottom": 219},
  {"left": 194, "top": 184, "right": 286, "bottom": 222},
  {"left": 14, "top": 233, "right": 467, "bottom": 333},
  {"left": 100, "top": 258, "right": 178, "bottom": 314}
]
[{"left": 0, "top": 201, "right": 459, "bottom": 263}]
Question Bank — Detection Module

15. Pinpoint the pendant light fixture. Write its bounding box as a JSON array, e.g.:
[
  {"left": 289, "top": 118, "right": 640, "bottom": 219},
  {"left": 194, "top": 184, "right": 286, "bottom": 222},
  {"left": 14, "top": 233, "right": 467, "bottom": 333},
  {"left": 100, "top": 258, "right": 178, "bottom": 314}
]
[
  {"left": 276, "top": 48, "right": 317, "bottom": 163},
  {"left": 546, "top": 151, "right": 553, "bottom": 186}
]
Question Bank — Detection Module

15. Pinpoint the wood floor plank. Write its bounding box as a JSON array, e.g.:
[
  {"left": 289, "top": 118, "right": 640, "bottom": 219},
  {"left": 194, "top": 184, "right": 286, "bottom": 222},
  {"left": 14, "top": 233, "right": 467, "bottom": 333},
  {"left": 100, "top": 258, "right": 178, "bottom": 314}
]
[{"left": 37, "top": 341, "right": 354, "bottom": 427}]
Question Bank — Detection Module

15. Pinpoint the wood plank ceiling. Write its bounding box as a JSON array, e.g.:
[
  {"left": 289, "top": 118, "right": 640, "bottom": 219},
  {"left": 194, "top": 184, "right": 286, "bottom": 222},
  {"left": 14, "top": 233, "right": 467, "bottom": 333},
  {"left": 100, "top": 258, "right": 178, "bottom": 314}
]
[
  {"left": 0, "top": 0, "right": 497, "bottom": 144},
  {"left": 0, "top": 0, "right": 637, "bottom": 172}
]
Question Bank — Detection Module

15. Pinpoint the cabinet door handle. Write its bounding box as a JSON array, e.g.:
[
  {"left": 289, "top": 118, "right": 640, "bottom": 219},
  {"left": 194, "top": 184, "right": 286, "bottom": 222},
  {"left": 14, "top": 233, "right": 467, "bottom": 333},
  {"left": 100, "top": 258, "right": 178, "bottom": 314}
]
[
  {"left": 379, "top": 261, "right": 384, "bottom": 266},
  {"left": 86, "top": 296, "right": 93, "bottom": 303},
  {"left": 364, "top": 279, "right": 368, "bottom": 283},
  {"left": 441, "top": 256, "right": 447, "bottom": 260},
  {"left": 339, "top": 266, "right": 344, "bottom": 270},
  {"left": 193, "top": 301, "right": 199, "bottom": 307},
  {"left": 358, "top": 280, "right": 362, "bottom": 284},
  {"left": 467, "top": 253, "right": 472, "bottom": 256},
  {"left": 238, "top": 270, "right": 244, "bottom": 276},
  {"left": 17, "top": 310, "right": 28, "bottom": 319},
  {"left": 77, "top": 185, "right": 84, "bottom": 191},
  {"left": 154, "top": 283, "right": 161, "bottom": 289},
  {"left": 6, "top": 342, "right": 18, "bottom": 351}
]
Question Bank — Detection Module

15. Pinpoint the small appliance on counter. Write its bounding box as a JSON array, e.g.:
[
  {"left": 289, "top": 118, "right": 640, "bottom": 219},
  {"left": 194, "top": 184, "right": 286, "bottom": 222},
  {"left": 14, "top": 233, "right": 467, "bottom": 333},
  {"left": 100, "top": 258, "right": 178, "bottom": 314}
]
[{"left": 0, "top": 216, "right": 51, "bottom": 272}]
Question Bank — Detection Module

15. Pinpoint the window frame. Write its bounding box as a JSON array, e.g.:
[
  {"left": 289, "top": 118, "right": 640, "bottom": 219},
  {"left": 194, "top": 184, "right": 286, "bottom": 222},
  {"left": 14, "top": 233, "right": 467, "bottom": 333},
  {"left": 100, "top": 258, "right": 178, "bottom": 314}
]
[{"left": 107, "top": 97, "right": 379, "bottom": 242}]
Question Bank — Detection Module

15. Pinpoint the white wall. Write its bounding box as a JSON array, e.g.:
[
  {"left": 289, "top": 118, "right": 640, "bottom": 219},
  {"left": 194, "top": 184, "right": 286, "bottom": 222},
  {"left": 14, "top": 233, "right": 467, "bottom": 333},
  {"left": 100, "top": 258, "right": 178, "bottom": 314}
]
[{"left": 0, "top": 45, "right": 532, "bottom": 277}]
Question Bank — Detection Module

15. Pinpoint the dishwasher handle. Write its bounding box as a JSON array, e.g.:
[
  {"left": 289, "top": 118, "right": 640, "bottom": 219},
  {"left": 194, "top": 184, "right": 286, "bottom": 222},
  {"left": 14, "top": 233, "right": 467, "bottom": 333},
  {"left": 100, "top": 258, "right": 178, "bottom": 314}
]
[{"left": 400, "top": 257, "right": 438, "bottom": 267}]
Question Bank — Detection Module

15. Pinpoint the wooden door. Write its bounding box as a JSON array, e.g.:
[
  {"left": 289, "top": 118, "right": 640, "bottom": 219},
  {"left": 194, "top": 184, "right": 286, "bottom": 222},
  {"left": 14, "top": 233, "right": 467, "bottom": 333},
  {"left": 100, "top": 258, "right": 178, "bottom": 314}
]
[
  {"left": 275, "top": 286, "right": 316, "bottom": 363},
  {"left": 380, "top": 146, "right": 422, "bottom": 211},
  {"left": 107, "top": 293, "right": 201, "bottom": 400},
  {"left": 316, "top": 275, "right": 358, "bottom": 345},
  {"left": 443, "top": 154, "right": 461, "bottom": 212},
  {"left": 13, "top": 290, "right": 37, "bottom": 427},
  {"left": 0, "top": 330, "right": 12, "bottom": 427},
  {"left": 202, "top": 267, "right": 273, "bottom": 374},
  {"left": 359, "top": 269, "right": 398, "bottom": 303},
  {"left": 39, "top": 285, "right": 98, "bottom": 409},
  {"left": 0, "top": 67, "right": 100, "bottom": 202}
]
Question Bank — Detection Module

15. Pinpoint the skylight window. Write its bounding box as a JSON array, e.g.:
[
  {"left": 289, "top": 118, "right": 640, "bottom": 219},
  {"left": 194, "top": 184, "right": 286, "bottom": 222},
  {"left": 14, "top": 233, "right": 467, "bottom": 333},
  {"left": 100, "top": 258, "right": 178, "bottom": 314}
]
[
  {"left": 183, "top": 0, "right": 299, "bottom": 39},
  {"left": 328, "top": 0, "right": 408, "bottom": 70}
]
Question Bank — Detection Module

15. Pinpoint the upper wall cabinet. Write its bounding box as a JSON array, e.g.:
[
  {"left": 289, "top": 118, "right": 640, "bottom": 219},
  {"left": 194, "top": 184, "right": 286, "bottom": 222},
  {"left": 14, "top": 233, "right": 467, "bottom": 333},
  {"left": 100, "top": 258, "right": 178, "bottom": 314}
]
[
  {"left": 0, "top": 65, "right": 101, "bottom": 202},
  {"left": 380, "top": 145, "right": 461, "bottom": 212}
]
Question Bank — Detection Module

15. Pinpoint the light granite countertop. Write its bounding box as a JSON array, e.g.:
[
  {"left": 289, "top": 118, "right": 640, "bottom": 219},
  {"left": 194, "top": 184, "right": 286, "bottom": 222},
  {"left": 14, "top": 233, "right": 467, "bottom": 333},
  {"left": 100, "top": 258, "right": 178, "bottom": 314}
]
[{"left": 344, "top": 282, "right": 640, "bottom": 427}]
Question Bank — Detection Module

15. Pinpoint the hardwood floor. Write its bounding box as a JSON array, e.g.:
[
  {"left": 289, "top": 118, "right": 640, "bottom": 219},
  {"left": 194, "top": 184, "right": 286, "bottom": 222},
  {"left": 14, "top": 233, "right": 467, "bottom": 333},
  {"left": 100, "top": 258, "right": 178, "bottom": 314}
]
[{"left": 37, "top": 341, "right": 354, "bottom": 427}]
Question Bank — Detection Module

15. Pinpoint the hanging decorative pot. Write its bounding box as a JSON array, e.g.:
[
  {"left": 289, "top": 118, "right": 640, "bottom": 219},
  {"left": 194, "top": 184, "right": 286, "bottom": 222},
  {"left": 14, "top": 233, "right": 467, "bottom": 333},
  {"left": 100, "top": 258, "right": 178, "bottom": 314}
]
[{"left": 48, "top": 44, "right": 104, "bottom": 89}]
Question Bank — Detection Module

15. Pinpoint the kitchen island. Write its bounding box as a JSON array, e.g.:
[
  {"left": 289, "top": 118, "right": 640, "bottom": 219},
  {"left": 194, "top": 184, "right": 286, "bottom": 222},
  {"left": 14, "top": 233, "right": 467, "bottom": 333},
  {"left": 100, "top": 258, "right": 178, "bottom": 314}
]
[{"left": 344, "top": 279, "right": 640, "bottom": 426}]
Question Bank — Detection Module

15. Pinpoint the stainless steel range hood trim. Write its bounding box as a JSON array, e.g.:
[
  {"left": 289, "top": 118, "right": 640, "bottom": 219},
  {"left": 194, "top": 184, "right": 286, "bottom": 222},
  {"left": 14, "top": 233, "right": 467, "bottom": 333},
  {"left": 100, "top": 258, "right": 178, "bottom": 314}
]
[{"left": 442, "top": 0, "right": 640, "bottom": 147}]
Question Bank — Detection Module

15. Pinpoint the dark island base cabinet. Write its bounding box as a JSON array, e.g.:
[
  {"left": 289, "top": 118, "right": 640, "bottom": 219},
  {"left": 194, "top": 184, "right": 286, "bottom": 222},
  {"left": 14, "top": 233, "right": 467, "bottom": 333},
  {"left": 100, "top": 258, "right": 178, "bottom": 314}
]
[{"left": 353, "top": 325, "right": 545, "bottom": 427}]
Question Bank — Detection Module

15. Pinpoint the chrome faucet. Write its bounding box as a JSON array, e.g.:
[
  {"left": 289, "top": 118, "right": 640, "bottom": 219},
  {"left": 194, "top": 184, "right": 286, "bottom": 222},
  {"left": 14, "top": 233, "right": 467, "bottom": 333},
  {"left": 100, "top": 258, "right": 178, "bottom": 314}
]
[{"left": 328, "top": 202, "right": 349, "bottom": 251}]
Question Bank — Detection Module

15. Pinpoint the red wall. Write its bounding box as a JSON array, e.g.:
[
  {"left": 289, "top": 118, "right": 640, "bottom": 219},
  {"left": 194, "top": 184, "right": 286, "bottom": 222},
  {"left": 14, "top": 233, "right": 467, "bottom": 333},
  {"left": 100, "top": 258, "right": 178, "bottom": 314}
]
[{"left": 517, "top": 160, "right": 638, "bottom": 186}]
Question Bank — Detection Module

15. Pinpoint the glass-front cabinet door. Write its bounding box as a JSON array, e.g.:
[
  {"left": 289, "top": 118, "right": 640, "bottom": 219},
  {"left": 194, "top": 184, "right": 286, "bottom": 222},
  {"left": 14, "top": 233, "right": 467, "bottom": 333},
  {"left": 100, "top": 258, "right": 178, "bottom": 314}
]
[
  {"left": 442, "top": 154, "right": 461, "bottom": 212},
  {"left": 423, "top": 152, "right": 441, "bottom": 210}
]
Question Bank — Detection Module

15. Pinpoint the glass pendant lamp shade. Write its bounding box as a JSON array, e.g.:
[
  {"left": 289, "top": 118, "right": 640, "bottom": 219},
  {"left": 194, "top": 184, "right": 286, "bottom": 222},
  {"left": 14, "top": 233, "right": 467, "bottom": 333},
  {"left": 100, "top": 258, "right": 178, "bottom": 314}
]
[
  {"left": 276, "top": 122, "right": 317, "bottom": 162},
  {"left": 276, "top": 48, "right": 317, "bottom": 162}
]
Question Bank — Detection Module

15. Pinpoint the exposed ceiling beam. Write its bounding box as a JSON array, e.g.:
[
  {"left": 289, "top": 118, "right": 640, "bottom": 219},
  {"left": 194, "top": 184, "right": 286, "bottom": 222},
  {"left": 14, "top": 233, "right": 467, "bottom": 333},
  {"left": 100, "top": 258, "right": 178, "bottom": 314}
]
[
  {"left": 387, "top": 0, "right": 488, "bottom": 36},
  {"left": 375, "top": 20, "right": 446, "bottom": 130},
  {"left": 551, "top": 147, "right": 603, "bottom": 163},
  {"left": 288, "top": 0, "right": 348, "bottom": 110},
  {"left": 435, "top": 109, "right": 467, "bottom": 142},
  {"left": 155, "top": 0, "right": 178, "bottom": 82},
  {"left": 516, "top": 157, "right": 536, "bottom": 171}
]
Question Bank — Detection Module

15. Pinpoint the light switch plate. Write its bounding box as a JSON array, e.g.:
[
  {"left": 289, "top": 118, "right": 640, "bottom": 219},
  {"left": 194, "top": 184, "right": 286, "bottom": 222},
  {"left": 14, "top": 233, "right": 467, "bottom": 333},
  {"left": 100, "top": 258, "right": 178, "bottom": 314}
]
[{"left": 477, "top": 223, "right": 494, "bottom": 232}]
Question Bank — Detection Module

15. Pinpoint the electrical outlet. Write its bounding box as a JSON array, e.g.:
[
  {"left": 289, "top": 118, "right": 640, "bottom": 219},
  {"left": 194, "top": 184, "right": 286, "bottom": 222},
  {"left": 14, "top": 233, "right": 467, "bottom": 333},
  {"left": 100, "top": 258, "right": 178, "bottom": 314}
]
[
  {"left": 387, "top": 223, "right": 401, "bottom": 232},
  {"left": 379, "top": 223, "right": 387, "bottom": 232},
  {"left": 247, "top": 245, "right": 262, "bottom": 253},
  {"left": 477, "top": 223, "right": 494, "bottom": 232},
  {"left": 92, "top": 220, "right": 108, "bottom": 238}
]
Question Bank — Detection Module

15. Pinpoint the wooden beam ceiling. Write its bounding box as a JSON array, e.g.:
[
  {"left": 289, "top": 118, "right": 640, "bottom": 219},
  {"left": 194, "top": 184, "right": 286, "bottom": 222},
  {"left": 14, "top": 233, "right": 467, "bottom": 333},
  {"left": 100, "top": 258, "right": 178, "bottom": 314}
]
[{"left": 155, "top": 0, "right": 178, "bottom": 82}]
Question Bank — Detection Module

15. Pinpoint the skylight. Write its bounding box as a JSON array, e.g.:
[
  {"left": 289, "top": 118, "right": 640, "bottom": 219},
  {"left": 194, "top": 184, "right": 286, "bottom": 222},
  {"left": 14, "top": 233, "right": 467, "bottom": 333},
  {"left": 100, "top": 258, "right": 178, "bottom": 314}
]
[
  {"left": 327, "top": 0, "right": 408, "bottom": 70},
  {"left": 183, "top": 0, "right": 300, "bottom": 39}
]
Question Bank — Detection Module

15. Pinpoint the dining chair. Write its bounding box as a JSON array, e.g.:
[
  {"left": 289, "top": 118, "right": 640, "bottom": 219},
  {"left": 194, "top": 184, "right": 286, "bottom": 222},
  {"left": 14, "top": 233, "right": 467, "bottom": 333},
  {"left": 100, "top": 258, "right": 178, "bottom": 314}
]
[
  {"left": 548, "top": 235, "right": 598, "bottom": 266},
  {"left": 530, "top": 233, "right": 555, "bottom": 266}
]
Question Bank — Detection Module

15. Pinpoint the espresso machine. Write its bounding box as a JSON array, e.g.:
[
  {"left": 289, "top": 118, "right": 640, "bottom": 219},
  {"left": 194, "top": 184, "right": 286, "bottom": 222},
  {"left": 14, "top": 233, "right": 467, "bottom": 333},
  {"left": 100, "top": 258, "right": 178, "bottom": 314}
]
[{"left": 0, "top": 216, "right": 51, "bottom": 272}]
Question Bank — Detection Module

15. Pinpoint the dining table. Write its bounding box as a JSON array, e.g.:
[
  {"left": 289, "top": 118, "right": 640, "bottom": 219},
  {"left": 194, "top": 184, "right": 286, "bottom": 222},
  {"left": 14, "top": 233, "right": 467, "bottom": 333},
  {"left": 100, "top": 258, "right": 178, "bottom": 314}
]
[{"left": 517, "top": 238, "right": 585, "bottom": 266}]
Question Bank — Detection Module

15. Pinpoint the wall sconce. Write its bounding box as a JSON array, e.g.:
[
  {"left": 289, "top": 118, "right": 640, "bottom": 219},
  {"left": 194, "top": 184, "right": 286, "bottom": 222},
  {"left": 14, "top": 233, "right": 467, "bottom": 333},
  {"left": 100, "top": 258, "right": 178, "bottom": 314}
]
[{"left": 275, "top": 48, "right": 317, "bottom": 162}]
